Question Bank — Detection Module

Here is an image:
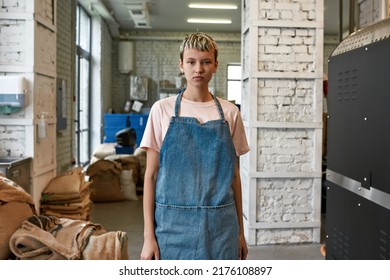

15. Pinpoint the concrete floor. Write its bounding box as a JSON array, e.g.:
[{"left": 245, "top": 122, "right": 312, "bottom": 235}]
[{"left": 90, "top": 200, "right": 325, "bottom": 260}]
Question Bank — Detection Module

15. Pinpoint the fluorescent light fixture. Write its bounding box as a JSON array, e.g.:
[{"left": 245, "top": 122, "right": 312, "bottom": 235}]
[
  {"left": 189, "top": 3, "right": 238, "bottom": 9},
  {"left": 187, "top": 18, "right": 232, "bottom": 24}
]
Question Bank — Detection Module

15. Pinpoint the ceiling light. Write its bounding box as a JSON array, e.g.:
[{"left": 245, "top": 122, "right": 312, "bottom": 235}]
[
  {"left": 187, "top": 18, "right": 232, "bottom": 24},
  {"left": 189, "top": 3, "right": 238, "bottom": 9}
]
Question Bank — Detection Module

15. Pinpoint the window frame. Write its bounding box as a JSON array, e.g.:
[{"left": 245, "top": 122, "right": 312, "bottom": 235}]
[
  {"left": 226, "top": 63, "right": 242, "bottom": 105},
  {"left": 75, "top": 4, "right": 92, "bottom": 166}
]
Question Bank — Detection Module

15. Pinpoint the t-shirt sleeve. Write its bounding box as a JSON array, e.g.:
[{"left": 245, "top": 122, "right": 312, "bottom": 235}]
[
  {"left": 219, "top": 98, "right": 249, "bottom": 156},
  {"left": 231, "top": 109, "right": 250, "bottom": 156},
  {"left": 139, "top": 102, "right": 163, "bottom": 152}
]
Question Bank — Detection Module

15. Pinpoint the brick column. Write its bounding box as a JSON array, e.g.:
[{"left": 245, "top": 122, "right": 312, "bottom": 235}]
[{"left": 240, "top": 0, "right": 324, "bottom": 245}]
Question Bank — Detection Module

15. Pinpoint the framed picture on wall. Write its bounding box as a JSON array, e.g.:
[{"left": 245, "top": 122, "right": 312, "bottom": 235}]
[{"left": 130, "top": 76, "right": 148, "bottom": 101}]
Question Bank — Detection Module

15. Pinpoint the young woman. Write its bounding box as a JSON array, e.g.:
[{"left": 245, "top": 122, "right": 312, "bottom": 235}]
[{"left": 140, "top": 32, "right": 249, "bottom": 260}]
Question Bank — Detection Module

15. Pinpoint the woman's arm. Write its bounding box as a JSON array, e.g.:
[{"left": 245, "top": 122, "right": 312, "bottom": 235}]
[
  {"left": 232, "top": 158, "right": 248, "bottom": 260},
  {"left": 140, "top": 148, "right": 160, "bottom": 260}
]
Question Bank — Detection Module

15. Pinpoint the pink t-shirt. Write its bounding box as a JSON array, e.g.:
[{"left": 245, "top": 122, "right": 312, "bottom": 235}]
[{"left": 140, "top": 95, "right": 249, "bottom": 156}]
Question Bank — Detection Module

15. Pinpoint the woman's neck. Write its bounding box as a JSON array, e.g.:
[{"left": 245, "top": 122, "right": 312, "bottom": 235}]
[{"left": 182, "top": 88, "right": 213, "bottom": 102}]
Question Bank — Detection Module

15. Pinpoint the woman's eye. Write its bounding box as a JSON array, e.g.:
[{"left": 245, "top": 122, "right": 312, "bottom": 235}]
[{"left": 186, "top": 60, "right": 211, "bottom": 65}]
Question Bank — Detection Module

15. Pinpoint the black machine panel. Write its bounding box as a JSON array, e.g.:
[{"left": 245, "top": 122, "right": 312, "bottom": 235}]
[
  {"left": 325, "top": 180, "right": 390, "bottom": 260},
  {"left": 327, "top": 37, "right": 390, "bottom": 194},
  {"left": 325, "top": 18, "right": 390, "bottom": 260}
]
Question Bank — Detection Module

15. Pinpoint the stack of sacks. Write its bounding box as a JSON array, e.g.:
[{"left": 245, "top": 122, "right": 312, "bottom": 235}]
[
  {"left": 0, "top": 173, "right": 37, "bottom": 259},
  {"left": 40, "top": 167, "right": 92, "bottom": 221}
]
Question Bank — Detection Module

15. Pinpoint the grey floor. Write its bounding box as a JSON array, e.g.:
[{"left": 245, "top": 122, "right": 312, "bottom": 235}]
[{"left": 90, "top": 199, "right": 325, "bottom": 260}]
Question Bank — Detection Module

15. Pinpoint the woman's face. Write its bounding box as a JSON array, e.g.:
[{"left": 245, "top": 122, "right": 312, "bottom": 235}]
[{"left": 179, "top": 48, "right": 218, "bottom": 89}]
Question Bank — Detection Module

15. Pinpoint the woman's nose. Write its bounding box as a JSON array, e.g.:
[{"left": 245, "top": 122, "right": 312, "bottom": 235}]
[{"left": 195, "top": 63, "right": 203, "bottom": 73}]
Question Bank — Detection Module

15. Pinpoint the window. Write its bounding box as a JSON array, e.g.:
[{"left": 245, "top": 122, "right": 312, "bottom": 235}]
[
  {"left": 227, "top": 64, "right": 242, "bottom": 105},
  {"left": 75, "top": 4, "right": 91, "bottom": 166}
]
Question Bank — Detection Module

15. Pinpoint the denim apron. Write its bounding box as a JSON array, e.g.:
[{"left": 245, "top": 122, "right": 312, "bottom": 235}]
[{"left": 154, "top": 92, "right": 239, "bottom": 260}]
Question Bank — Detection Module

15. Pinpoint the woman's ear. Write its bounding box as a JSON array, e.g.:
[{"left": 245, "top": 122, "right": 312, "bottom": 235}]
[
  {"left": 179, "top": 60, "right": 184, "bottom": 72},
  {"left": 214, "top": 59, "right": 219, "bottom": 73}
]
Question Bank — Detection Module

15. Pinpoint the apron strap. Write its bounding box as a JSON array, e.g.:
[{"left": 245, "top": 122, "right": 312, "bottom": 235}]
[
  {"left": 174, "top": 90, "right": 225, "bottom": 120},
  {"left": 174, "top": 91, "right": 183, "bottom": 117}
]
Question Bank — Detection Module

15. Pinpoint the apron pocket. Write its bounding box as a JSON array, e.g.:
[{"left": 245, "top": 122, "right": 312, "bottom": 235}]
[{"left": 155, "top": 202, "right": 239, "bottom": 260}]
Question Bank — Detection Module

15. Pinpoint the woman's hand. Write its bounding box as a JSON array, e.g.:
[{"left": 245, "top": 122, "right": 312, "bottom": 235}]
[
  {"left": 238, "top": 232, "right": 248, "bottom": 260},
  {"left": 140, "top": 236, "right": 160, "bottom": 260}
]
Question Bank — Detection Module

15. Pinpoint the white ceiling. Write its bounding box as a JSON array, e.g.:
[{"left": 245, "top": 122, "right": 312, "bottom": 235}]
[{"left": 81, "top": 0, "right": 347, "bottom": 37}]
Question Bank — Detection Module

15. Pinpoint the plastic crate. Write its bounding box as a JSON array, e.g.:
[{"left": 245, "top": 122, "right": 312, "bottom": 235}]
[
  {"left": 104, "top": 114, "right": 131, "bottom": 127},
  {"left": 134, "top": 128, "right": 145, "bottom": 147},
  {"left": 104, "top": 114, "right": 148, "bottom": 128},
  {"left": 129, "top": 114, "right": 148, "bottom": 128}
]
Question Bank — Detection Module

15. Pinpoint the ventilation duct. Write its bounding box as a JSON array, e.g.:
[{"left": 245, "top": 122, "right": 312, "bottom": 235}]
[{"left": 126, "top": 3, "right": 151, "bottom": 28}]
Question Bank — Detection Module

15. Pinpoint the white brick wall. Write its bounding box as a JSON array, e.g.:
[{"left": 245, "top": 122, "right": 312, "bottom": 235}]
[
  {"left": 257, "top": 129, "right": 315, "bottom": 172},
  {"left": 258, "top": 0, "right": 318, "bottom": 21},
  {"left": 256, "top": 228, "right": 314, "bottom": 244},
  {"left": 241, "top": 0, "right": 323, "bottom": 245},
  {"left": 257, "top": 178, "right": 314, "bottom": 223},
  {"left": 0, "top": 0, "right": 26, "bottom": 12},
  {"left": 259, "top": 28, "right": 317, "bottom": 72},
  {"left": 258, "top": 79, "right": 316, "bottom": 122},
  {"left": 0, "top": 125, "right": 25, "bottom": 157},
  {"left": 0, "top": 20, "right": 26, "bottom": 65}
]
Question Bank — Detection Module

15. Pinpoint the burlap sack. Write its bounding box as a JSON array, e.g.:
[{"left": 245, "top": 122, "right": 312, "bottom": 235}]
[
  {"left": 0, "top": 176, "right": 36, "bottom": 259},
  {"left": 9, "top": 215, "right": 129, "bottom": 260},
  {"left": 86, "top": 159, "right": 126, "bottom": 202},
  {"left": 43, "top": 167, "right": 85, "bottom": 195},
  {"left": 105, "top": 154, "right": 140, "bottom": 186},
  {"left": 120, "top": 169, "right": 138, "bottom": 201}
]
